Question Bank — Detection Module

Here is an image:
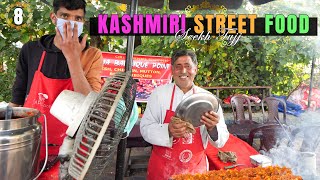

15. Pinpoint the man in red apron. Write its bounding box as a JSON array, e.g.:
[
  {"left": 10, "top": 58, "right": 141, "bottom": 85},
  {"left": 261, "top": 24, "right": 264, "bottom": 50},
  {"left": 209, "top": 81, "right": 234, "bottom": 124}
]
[
  {"left": 140, "top": 50, "right": 229, "bottom": 179},
  {"left": 9, "top": 0, "right": 103, "bottom": 175}
]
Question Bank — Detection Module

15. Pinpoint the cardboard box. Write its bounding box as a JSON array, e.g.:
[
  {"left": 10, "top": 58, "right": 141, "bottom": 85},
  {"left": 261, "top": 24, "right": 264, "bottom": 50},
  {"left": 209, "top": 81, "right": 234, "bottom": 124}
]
[{"left": 250, "top": 154, "right": 272, "bottom": 167}]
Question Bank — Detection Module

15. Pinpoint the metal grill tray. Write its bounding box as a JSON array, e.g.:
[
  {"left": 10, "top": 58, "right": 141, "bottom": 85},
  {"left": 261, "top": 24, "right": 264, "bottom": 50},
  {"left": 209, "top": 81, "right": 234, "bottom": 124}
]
[{"left": 175, "top": 92, "right": 219, "bottom": 127}]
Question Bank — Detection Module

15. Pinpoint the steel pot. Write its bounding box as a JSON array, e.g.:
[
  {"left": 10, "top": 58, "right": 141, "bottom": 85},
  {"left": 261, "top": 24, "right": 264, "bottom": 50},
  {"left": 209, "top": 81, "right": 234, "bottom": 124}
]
[{"left": 0, "top": 107, "right": 42, "bottom": 180}]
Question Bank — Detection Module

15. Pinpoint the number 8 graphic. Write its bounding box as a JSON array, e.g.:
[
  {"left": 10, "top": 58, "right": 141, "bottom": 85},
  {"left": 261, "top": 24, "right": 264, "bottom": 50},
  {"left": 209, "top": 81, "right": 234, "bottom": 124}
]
[{"left": 14, "top": 7, "right": 23, "bottom": 25}]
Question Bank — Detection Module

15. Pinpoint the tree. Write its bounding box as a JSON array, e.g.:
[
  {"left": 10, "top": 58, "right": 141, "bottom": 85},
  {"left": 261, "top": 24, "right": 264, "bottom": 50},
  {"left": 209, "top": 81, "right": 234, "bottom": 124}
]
[
  {"left": 0, "top": 0, "right": 126, "bottom": 101},
  {"left": 0, "top": 0, "right": 318, "bottom": 102}
]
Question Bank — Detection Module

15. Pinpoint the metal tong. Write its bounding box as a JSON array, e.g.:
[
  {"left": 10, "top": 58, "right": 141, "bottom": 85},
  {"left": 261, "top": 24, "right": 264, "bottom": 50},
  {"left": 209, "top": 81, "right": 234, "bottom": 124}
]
[
  {"left": 224, "top": 164, "right": 246, "bottom": 169},
  {"left": 274, "top": 117, "right": 293, "bottom": 144}
]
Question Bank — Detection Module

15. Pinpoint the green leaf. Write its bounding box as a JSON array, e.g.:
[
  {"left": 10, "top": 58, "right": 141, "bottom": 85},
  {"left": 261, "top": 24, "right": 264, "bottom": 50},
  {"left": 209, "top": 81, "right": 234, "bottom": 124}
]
[
  {"left": 0, "top": 40, "right": 5, "bottom": 50},
  {"left": 245, "top": 44, "right": 253, "bottom": 52},
  {"left": 38, "top": 21, "right": 51, "bottom": 30},
  {"left": 11, "top": 32, "right": 20, "bottom": 39},
  {"left": 240, "top": 37, "right": 251, "bottom": 43}
]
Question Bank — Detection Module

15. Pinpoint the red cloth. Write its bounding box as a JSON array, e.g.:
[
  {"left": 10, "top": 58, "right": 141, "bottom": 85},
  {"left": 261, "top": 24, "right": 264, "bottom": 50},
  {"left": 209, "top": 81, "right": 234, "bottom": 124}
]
[
  {"left": 223, "top": 95, "right": 232, "bottom": 104},
  {"left": 300, "top": 84, "right": 320, "bottom": 110},
  {"left": 37, "top": 162, "right": 59, "bottom": 180},
  {"left": 206, "top": 134, "right": 259, "bottom": 170},
  {"left": 223, "top": 94, "right": 261, "bottom": 104}
]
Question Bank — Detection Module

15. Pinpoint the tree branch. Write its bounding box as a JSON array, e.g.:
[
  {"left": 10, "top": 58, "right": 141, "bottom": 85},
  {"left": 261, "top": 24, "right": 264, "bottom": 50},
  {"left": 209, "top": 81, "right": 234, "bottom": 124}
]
[{"left": 40, "top": 0, "right": 51, "bottom": 7}]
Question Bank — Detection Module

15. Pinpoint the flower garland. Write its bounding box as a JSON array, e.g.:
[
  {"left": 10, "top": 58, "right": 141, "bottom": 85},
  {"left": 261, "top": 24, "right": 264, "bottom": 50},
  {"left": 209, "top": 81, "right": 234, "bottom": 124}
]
[{"left": 172, "top": 166, "right": 302, "bottom": 180}]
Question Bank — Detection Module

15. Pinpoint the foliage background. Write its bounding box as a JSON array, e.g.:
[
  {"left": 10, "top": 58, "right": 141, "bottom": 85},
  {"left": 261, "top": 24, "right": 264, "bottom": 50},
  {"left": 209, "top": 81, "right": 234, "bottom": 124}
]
[{"left": 0, "top": 0, "right": 319, "bottom": 102}]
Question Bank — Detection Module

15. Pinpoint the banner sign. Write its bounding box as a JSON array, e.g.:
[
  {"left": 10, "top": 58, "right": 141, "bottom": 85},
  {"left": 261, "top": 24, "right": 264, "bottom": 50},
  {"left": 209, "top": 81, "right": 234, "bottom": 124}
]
[{"left": 101, "top": 52, "right": 172, "bottom": 102}]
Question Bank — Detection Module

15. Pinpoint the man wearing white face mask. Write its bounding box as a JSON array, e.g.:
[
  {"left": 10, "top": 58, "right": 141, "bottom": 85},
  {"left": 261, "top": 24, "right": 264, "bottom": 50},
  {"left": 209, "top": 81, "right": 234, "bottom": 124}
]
[
  {"left": 9, "top": 0, "right": 103, "bottom": 171},
  {"left": 55, "top": 14, "right": 84, "bottom": 39}
]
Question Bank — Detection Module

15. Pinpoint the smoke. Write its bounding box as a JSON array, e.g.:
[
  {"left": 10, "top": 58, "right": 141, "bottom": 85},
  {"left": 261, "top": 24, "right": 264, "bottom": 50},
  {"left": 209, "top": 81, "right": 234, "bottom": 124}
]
[
  {"left": 262, "top": 110, "right": 320, "bottom": 179},
  {"left": 253, "top": 1, "right": 320, "bottom": 171}
]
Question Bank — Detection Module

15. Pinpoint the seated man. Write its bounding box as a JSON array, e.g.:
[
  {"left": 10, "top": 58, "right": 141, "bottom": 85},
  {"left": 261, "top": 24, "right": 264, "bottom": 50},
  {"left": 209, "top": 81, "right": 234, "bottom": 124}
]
[{"left": 140, "top": 49, "right": 229, "bottom": 180}]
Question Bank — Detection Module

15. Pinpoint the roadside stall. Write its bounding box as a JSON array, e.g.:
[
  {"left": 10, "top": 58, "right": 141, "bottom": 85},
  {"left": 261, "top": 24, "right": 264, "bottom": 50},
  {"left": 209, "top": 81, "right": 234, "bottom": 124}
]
[{"left": 2, "top": 0, "right": 320, "bottom": 179}]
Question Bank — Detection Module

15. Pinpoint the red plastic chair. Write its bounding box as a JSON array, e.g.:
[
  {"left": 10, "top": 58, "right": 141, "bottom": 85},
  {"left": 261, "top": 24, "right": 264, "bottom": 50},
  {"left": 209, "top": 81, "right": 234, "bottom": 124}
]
[
  {"left": 230, "top": 95, "right": 256, "bottom": 124},
  {"left": 248, "top": 124, "right": 291, "bottom": 153},
  {"left": 261, "top": 97, "right": 287, "bottom": 125}
]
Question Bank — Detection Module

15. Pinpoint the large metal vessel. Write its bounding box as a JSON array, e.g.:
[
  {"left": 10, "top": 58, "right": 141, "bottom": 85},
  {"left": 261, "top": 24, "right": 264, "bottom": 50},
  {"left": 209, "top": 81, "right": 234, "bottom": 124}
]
[{"left": 0, "top": 107, "right": 42, "bottom": 180}]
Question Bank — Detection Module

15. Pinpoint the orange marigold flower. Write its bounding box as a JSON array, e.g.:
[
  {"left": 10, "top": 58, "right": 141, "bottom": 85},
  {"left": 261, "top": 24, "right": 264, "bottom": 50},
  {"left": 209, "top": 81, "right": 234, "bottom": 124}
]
[{"left": 171, "top": 166, "right": 302, "bottom": 180}]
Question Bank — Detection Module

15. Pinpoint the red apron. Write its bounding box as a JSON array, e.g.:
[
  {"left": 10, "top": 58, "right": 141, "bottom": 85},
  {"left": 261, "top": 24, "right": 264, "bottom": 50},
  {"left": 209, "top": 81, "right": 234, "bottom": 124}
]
[
  {"left": 147, "top": 85, "right": 207, "bottom": 180},
  {"left": 24, "top": 51, "right": 73, "bottom": 161}
]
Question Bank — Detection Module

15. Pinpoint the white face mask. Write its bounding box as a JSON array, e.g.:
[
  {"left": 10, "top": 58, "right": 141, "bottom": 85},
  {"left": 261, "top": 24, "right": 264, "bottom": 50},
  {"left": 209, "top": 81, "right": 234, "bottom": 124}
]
[{"left": 56, "top": 17, "right": 83, "bottom": 39}]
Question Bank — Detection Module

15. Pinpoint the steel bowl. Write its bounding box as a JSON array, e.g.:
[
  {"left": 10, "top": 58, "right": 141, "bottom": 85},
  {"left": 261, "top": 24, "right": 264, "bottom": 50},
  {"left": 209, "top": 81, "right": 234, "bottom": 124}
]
[{"left": 175, "top": 92, "right": 220, "bottom": 127}]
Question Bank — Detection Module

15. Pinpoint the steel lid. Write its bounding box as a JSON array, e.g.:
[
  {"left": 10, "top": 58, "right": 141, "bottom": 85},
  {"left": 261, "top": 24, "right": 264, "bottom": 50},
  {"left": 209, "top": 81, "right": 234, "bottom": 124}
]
[{"left": 175, "top": 92, "right": 220, "bottom": 127}]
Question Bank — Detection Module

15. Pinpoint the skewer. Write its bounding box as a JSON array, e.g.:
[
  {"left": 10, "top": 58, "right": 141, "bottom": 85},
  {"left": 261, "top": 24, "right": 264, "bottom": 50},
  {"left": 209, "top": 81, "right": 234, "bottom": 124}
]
[
  {"left": 224, "top": 164, "right": 246, "bottom": 169},
  {"left": 274, "top": 117, "right": 293, "bottom": 144}
]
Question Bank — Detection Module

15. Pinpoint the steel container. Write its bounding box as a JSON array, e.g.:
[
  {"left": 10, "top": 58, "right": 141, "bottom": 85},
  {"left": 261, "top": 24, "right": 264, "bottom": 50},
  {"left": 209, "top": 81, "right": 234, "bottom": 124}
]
[
  {"left": 0, "top": 107, "right": 42, "bottom": 180},
  {"left": 175, "top": 92, "right": 220, "bottom": 127}
]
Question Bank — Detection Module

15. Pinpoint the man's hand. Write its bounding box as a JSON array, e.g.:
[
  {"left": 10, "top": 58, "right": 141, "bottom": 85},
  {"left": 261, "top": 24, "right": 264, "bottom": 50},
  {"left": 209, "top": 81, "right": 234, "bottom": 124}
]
[
  {"left": 200, "top": 111, "right": 219, "bottom": 131},
  {"left": 55, "top": 22, "right": 87, "bottom": 62},
  {"left": 168, "top": 117, "right": 187, "bottom": 138},
  {"left": 54, "top": 21, "right": 92, "bottom": 95}
]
